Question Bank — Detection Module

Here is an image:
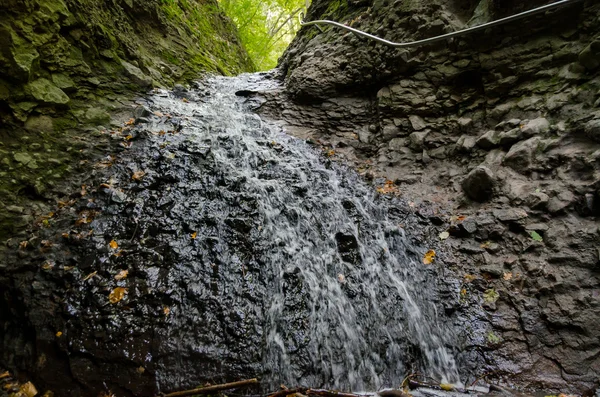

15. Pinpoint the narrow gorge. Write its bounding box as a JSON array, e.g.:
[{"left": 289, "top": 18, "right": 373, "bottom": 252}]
[{"left": 0, "top": 0, "right": 599, "bottom": 396}]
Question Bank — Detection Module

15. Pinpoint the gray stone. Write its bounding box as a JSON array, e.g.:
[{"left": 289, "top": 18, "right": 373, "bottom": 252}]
[
  {"left": 26, "top": 78, "right": 70, "bottom": 105},
  {"left": 497, "top": 127, "right": 523, "bottom": 146},
  {"left": 525, "top": 223, "right": 549, "bottom": 232},
  {"left": 121, "top": 60, "right": 152, "bottom": 87},
  {"left": 579, "top": 41, "right": 600, "bottom": 70},
  {"left": 382, "top": 124, "right": 400, "bottom": 140},
  {"left": 457, "top": 117, "right": 473, "bottom": 131},
  {"left": 358, "top": 127, "right": 373, "bottom": 144},
  {"left": 493, "top": 208, "right": 528, "bottom": 222},
  {"left": 462, "top": 166, "right": 495, "bottom": 202},
  {"left": 456, "top": 135, "right": 477, "bottom": 152},
  {"left": 547, "top": 190, "right": 575, "bottom": 214},
  {"left": 133, "top": 105, "right": 152, "bottom": 120},
  {"left": 503, "top": 137, "right": 541, "bottom": 173},
  {"left": 521, "top": 117, "right": 550, "bottom": 137},
  {"left": 388, "top": 138, "right": 406, "bottom": 151},
  {"left": 584, "top": 118, "right": 600, "bottom": 142},
  {"left": 408, "top": 115, "right": 426, "bottom": 131},
  {"left": 408, "top": 130, "right": 428, "bottom": 150},
  {"left": 476, "top": 130, "right": 500, "bottom": 149},
  {"left": 429, "top": 146, "right": 447, "bottom": 159},
  {"left": 526, "top": 191, "right": 549, "bottom": 210}
]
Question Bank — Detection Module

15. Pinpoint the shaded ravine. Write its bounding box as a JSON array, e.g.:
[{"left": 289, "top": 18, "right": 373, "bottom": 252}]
[{"left": 1, "top": 73, "right": 477, "bottom": 396}]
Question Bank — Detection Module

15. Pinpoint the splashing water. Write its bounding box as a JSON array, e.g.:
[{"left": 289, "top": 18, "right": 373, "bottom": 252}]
[{"left": 78, "top": 75, "right": 459, "bottom": 391}]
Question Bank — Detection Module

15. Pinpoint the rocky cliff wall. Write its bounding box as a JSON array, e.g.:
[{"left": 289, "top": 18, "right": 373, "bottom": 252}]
[
  {"left": 0, "top": 0, "right": 253, "bottom": 241},
  {"left": 263, "top": 0, "right": 600, "bottom": 393}
]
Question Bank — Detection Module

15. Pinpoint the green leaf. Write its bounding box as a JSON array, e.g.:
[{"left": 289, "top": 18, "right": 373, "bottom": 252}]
[
  {"left": 530, "top": 231, "right": 543, "bottom": 242},
  {"left": 487, "top": 331, "right": 501, "bottom": 344},
  {"left": 483, "top": 289, "right": 499, "bottom": 304}
]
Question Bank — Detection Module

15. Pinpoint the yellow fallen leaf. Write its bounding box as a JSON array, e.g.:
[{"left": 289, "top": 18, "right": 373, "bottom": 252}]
[
  {"left": 440, "top": 383, "right": 453, "bottom": 391},
  {"left": 115, "top": 270, "right": 129, "bottom": 280},
  {"left": 503, "top": 272, "right": 513, "bottom": 281},
  {"left": 132, "top": 171, "right": 145, "bottom": 181},
  {"left": 163, "top": 306, "right": 170, "bottom": 316},
  {"left": 56, "top": 331, "right": 62, "bottom": 337},
  {"left": 109, "top": 240, "right": 118, "bottom": 249},
  {"left": 137, "top": 366, "right": 145, "bottom": 374},
  {"left": 20, "top": 381, "right": 38, "bottom": 397},
  {"left": 460, "top": 288, "right": 467, "bottom": 296},
  {"left": 109, "top": 287, "right": 127, "bottom": 304},
  {"left": 191, "top": 232, "right": 197, "bottom": 239},
  {"left": 423, "top": 249, "right": 436, "bottom": 265}
]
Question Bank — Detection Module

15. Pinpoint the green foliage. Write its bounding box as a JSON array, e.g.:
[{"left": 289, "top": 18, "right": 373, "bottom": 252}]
[
  {"left": 219, "top": 0, "right": 308, "bottom": 70},
  {"left": 530, "top": 230, "right": 543, "bottom": 242}
]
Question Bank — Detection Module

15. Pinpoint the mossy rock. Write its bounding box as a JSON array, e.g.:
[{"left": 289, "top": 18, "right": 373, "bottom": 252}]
[
  {"left": 83, "top": 106, "right": 111, "bottom": 125},
  {"left": 26, "top": 78, "right": 70, "bottom": 105}
]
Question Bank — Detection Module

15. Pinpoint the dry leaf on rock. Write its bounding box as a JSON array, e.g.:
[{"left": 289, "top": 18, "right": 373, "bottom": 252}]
[
  {"left": 20, "top": 381, "right": 38, "bottom": 397},
  {"left": 109, "top": 287, "right": 127, "bottom": 304},
  {"left": 423, "top": 249, "right": 436, "bottom": 265},
  {"left": 115, "top": 270, "right": 129, "bottom": 280}
]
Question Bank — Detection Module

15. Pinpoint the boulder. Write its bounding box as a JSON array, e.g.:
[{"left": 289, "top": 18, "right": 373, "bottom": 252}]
[
  {"left": 121, "top": 60, "right": 152, "bottom": 88},
  {"left": 51, "top": 73, "right": 76, "bottom": 92},
  {"left": 462, "top": 166, "right": 496, "bottom": 202},
  {"left": 408, "top": 130, "right": 428, "bottom": 151},
  {"left": 503, "top": 137, "right": 541, "bottom": 173},
  {"left": 408, "top": 115, "right": 426, "bottom": 131},
  {"left": 456, "top": 135, "right": 477, "bottom": 152},
  {"left": 83, "top": 107, "right": 111, "bottom": 125},
  {"left": 521, "top": 117, "right": 550, "bottom": 137},
  {"left": 26, "top": 78, "right": 70, "bottom": 105},
  {"left": 579, "top": 40, "right": 600, "bottom": 70},
  {"left": 526, "top": 191, "right": 549, "bottom": 210},
  {"left": 584, "top": 118, "right": 600, "bottom": 142},
  {"left": 497, "top": 127, "right": 523, "bottom": 146},
  {"left": 476, "top": 130, "right": 500, "bottom": 149},
  {"left": 547, "top": 190, "right": 575, "bottom": 214}
]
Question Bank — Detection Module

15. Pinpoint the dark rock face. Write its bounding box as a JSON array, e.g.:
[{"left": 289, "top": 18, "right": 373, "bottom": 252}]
[
  {"left": 0, "top": 76, "right": 473, "bottom": 396},
  {"left": 262, "top": 0, "right": 600, "bottom": 393}
]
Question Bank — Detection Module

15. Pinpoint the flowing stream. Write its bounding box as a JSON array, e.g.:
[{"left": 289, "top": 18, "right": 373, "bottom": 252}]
[{"left": 140, "top": 73, "right": 461, "bottom": 389}]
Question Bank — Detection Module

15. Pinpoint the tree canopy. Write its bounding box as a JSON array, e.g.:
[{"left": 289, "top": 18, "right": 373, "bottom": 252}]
[{"left": 219, "top": 0, "right": 309, "bottom": 71}]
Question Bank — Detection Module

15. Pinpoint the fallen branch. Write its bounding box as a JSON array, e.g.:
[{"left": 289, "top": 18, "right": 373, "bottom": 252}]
[
  {"left": 268, "top": 387, "right": 308, "bottom": 397},
  {"left": 163, "top": 378, "right": 259, "bottom": 397},
  {"left": 307, "top": 389, "right": 362, "bottom": 397}
]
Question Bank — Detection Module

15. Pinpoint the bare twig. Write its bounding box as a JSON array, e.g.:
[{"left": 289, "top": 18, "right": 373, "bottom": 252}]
[
  {"left": 307, "top": 389, "right": 362, "bottom": 397},
  {"left": 268, "top": 387, "right": 308, "bottom": 397},
  {"left": 163, "top": 378, "right": 259, "bottom": 397}
]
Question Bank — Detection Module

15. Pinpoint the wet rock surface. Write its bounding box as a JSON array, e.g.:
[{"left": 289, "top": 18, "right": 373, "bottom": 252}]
[
  {"left": 259, "top": 0, "right": 600, "bottom": 394},
  {"left": 0, "top": 75, "right": 483, "bottom": 396}
]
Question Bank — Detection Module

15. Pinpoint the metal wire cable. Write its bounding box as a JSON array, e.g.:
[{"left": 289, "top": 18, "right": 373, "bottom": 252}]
[{"left": 300, "top": 0, "right": 585, "bottom": 48}]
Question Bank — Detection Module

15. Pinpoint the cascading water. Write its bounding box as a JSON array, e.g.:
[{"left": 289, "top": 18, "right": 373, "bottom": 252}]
[
  {"left": 143, "top": 73, "right": 461, "bottom": 389},
  {"left": 0, "top": 72, "right": 467, "bottom": 395}
]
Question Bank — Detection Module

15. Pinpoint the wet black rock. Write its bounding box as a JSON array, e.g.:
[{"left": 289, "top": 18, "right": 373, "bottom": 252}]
[{"left": 461, "top": 166, "right": 495, "bottom": 202}]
